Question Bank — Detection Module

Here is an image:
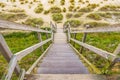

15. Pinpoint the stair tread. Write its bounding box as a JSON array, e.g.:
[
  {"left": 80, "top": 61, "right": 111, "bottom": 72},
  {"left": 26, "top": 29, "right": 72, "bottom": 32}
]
[
  {"left": 26, "top": 74, "right": 107, "bottom": 80},
  {"left": 37, "top": 67, "right": 89, "bottom": 74}
]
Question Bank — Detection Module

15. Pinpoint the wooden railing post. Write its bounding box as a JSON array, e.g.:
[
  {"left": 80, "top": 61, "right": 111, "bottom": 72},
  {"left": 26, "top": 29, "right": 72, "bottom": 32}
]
[
  {"left": 73, "top": 33, "right": 77, "bottom": 46},
  {"left": 50, "top": 22, "right": 54, "bottom": 43},
  {"left": 0, "top": 34, "right": 20, "bottom": 76},
  {"left": 80, "top": 25, "right": 90, "bottom": 54},
  {"left": 36, "top": 25, "right": 44, "bottom": 52},
  {"left": 67, "top": 23, "right": 71, "bottom": 43}
]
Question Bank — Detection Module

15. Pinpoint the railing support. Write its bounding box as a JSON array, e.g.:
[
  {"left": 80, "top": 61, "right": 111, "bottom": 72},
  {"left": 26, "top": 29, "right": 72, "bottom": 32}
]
[
  {"left": 37, "top": 32, "right": 44, "bottom": 52},
  {"left": 80, "top": 33, "right": 87, "bottom": 54},
  {"left": 36, "top": 25, "right": 44, "bottom": 52},
  {"left": 0, "top": 34, "right": 20, "bottom": 76},
  {"left": 67, "top": 23, "right": 71, "bottom": 43},
  {"left": 73, "top": 33, "right": 77, "bottom": 46}
]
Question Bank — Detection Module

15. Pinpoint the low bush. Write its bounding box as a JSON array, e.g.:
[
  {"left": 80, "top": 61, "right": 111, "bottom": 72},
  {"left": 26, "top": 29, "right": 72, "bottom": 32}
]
[
  {"left": 60, "top": 0, "right": 65, "bottom": 5},
  {"left": 87, "top": 13, "right": 102, "bottom": 20},
  {"left": 66, "top": 13, "right": 73, "bottom": 19},
  {"left": 52, "top": 13, "right": 63, "bottom": 22},
  {"left": 34, "top": 3, "right": 44, "bottom": 13},
  {"left": 63, "top": 7, "right": 66, "bottom": 12},
  {"left": 0, "top": 2, "right": 5, "bottom": 8},
  {"left": 44, "top": 10, "right": 50, "bottom": 14},
  {"left": 64, "top": 20, "right": 82, "bottom": 27},
  {"left": 50, "top": 6, "right": 61, "bottom": 13},
  {"left": 8, "top": 8, "right": 25, "bottom": 13},
  {"left": 79, "top": 7, "right": 92, "bottom": 12},
  {"left": 24, "top": 18, "right": 44, "bottom": 27},
  {"left": 84, "top": 21, "right": 109, "bottom": 27},
  {"left": 73, "top": 13, "right": 83, "bottom": 18},
  {"left": 0, "top": 12, "right": 27, "bottom": 21},
  {"left": 99, "top": 5, "right": 120, "bottom": 11}
]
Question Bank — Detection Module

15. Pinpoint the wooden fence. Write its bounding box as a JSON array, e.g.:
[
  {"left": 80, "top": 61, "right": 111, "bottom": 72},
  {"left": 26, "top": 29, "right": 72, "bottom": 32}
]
[
  {"left": 64, "top": 23, "right": 120, "bottom": 74},
  {"left": 0, "top": 19, "right": 56, "bottom": 80}
]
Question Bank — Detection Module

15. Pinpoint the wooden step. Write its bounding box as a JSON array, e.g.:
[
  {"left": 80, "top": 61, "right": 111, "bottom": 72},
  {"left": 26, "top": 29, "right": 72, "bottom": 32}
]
[
  {"left": 25, "top": 74, "right": 107, "bottom": 80},
  {"left": 43, "top": 57, "right": 79, "bottom": 60},
  {"left": 37, "top": 67, "right": 89, "bottom": 74}
]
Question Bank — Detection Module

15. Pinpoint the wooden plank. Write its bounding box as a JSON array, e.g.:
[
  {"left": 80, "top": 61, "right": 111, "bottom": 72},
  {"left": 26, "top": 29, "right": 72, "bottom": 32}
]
[
  {"left": 15, "top": 38, "right": 52, "bottom": 61},
  {"left": 70, "top": 38, "right": 116, "bottom": 61},
  {"left": 80, "top": 33, "right": 87, "bottom": 54},
  {"left": 0, "top": 34, "right": 20, "bottom": 75},
  {"left": 67, "top": 27, "right": 71, "bottom": 42},
  {"left": 19, "top": 69, "right": 25, "bottom": 80},
  {"left": 71, "top": 26, "right": 120, "bottom": 33},
  {"left": 69, "top": 44, "right": 101, "bottom": 74},
  {"left": 37, "top": 32, "right": 44, "bottom": 52},
  {"left": 26, "top": 44, "right": 52, "bottom": 74},
  {"left": 0, "top": 19, "right": 51, "bottom": 33},
  {"left": 4, "top": 56, "right": 17, "bottom": 80}
]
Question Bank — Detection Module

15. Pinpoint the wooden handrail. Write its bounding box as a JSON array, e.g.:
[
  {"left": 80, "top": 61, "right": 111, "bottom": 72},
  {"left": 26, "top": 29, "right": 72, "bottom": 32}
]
[
  {"left": 71, "top": 26, "right": 120, "bottom": 33},
  {"left": 0, "top": 19, "right": 51, "bottom": 33},
  {"left": 15, "top": 38, "right": 52, "bottom": 61},
  {"left": 71, "top": 38, "right": 116, "bottom": 61}
]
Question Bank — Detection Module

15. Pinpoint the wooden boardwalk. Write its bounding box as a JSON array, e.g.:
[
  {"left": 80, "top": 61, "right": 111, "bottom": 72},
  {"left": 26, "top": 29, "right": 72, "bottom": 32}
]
[{"left": 35, "top": 28, "right": 89, "bottom": 74}]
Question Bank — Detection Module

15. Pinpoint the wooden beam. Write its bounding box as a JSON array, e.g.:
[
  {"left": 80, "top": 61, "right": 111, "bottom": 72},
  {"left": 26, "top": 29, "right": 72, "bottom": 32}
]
[
  {"left": 15, "top": 38, "right": 52, "bottom": 61},
  {"left": 71, "top": 26, "right": 120, "bottom": 33},
  {"left": 80, "top": 33, "right": 87, "bottom": 54},
  {"left": 0, "top": 19, "right": 51, "bottom": 33},
  {"left": 4, "top": 56, "right": 17, "bottom": 80},
  {"left": 71, "top": 38, "right": 116, "bottom": 61},
  {"left": 0, "top": 34, "right": 20, "bottom": 76}
]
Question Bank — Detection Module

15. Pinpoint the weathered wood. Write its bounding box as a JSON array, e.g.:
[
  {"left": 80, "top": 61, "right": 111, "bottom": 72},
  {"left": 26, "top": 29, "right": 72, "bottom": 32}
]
[
  {"left": 71, "top": 38, "right": 116, "bottom": 61},
  {"left": 15, "top": 38, "right": 52, "bottom": 61},
  {"left": 113, "top": 44, "right": 120, "bottom": 56},
  {"left": 26, "top": 74, "right": 107, "bottom": 80},
  {"left": 26, "top": 44, "right": 52, "bottom": 74},
  {"left": 71, "top": 26, "right": 120, "bottom": 33},
  {"left": 80, "top": 33, "right": 87, "bottom": 54},
  {"left": 0, "top": 34, "right": 20, "bottom": 76},
  {"left": 19, "top": 69, "right": 25, "bottom": 80},
  {"left": 73, "top": 33, "right": 76, "bottom": 46},
  {"left": 4, "top": 56, "right": 17, "bottom": 80},
  {"left": 37, "top": 32, "right": 44, "bottom": 52},
  {"left": 69, "top": 44, "right": 101, "bottom": 74},
  {"left": 67, "top": 27, "right": 71, "bottom": 43},
  {"left": 0, "top": 19, "right": 51, "bottom": 33}
]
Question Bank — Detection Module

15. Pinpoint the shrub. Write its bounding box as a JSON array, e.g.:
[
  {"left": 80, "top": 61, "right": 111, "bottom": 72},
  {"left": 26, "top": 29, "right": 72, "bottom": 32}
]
[
  {"left": 64, "top": 20, "right": 82, "bottom": 27},
  {"left": 73, "top": 13, "right": 83, "bottom": 18},
  {"left": 79, "top": 7, "right": 92, "bottom": 12},
  {"left": 48, "top": 0, "right": 55, "bottom": 4},
  {"left": 0, "top": 2, "right": 5, "bottom": 8},
  {"left": 87, "top": 13, "right": 102, "bottom": 20},
  {"left": 60, "top": 0, "right": 65, "bottom": 5},
  {"left": 24, "top": 18, "right": 44, "bottom": 27},
  {"left": 0, "top": 12, "right": 27, "bottom": 21},
  {"left": 84, "top": 21, "right": 109, "bottom": 27},
  {"left": 99, "top": 5, "right": 120, "bottom": 11},
  {"left": 63, "top": 7, "right": 66, "bottom": 12},
  {"left": 8, "top": 8, "right": 25, "bottom": 13},
  {"left": 50, "top": 6, "right": 61, "bottom": 13},
  {"left": 44, "top": 10, "right": 50, "bottom": 14},
  {"left": 66, "top": 13, "right": 73, "bottom": 19},
  {"left": 52, "top": 13, "right": 63, "bottom": 22},
  {"left": 34, "top": 4, "right": 44, "bottom": 13},
  {"left": 68, "top": 5, "right": 74, "bottom": 11}
]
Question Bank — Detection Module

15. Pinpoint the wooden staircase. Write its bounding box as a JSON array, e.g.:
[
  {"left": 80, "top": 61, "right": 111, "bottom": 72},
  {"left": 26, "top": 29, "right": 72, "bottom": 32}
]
[{"left": 34, "top": 28, "right": 89, "bottom": 74}]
